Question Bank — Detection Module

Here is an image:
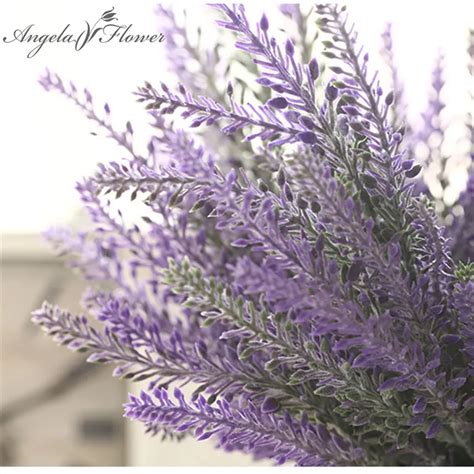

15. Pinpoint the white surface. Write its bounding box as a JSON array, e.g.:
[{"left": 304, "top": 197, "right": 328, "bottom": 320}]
[{"left": 0, "top": 0, "right": 170, "bottom": 234}]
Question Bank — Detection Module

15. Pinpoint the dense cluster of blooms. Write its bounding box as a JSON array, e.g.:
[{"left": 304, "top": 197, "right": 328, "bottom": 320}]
[{"left": 32, "top": 5, "right": 473, "bottom": 466}]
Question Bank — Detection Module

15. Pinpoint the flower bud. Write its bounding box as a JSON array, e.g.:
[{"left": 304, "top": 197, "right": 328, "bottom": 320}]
[
  {"left": 325, "top": 83, "right": 339, "bottom": 101},
  {"left": 262, "top": 397, "right": 280, "bottom": 413},
  {"left": 297, "top": 131, "right": 318, "bottom": 144},
  {"left": 308, "top": 58, "right": 320, "bottom": 82},
  {"left": 258, "top": 179, "right": 269, "bottom": 192},
  {"left": 405, "top": 164, "right": 422, "bottom": 178},
  {"left": 285, "top": 39, "right": 295, "bottom": 56},
  {"left": 277, "top": 167, "right": 286, "bottom": 186},
  {"left": 267, "top": 97, "right": 288, "bottom": 109},
  {"left": 311, "top": 201, "right": 321, "bottom": 214},
  {"left": 392, "top": 132, "right": 402, "bottom": 143},
  {"left": 284, "top": 183, "right": 294, "bottom": 202},
  {"left": 297, "top": 196, "right": 308, "bottom": 209}
]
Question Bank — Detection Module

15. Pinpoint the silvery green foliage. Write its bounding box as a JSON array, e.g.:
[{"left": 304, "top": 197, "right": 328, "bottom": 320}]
[{"left": 32, "top": 4, "right": 473, "bottom": 466}]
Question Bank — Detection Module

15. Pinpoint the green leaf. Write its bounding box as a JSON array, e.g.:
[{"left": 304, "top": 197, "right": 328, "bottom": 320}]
[
  {"left": 396, "top": 430, "right": 409, "bottom": 449},
  {"left": 320, "top": 337, "right": 330, "bottom": 353},
  {"left": 189, "top": 199, "right": 206, "bottom": 213},
  {"left": 238, "top": 347, "right": 255, "bottom": 360},
  {"left": 340, "top": 361, "right": 352, "bottom": 378},
  {"left": 201, "top": 317, "right": 216, "bottom": 328},
  {"left": 264, "top": 358, "right": 280, "bottom": 371},
  {"left": 385, "top": 418, "right": 399, "bottom": 430},
  {"left": 361, "top": 174, "right": 378, "bottom": 189},
  {"left": 344, "top": 389, "right": 361, "bottom": 401},
  {"left": 182, "top": 256, "right": 190, "bottom": 272},
  {"left": 182, "top": 298, "right": 195, "bottom": 308},
  {"left": 313, "top": 385, "right": 337, "bottom": 397}
]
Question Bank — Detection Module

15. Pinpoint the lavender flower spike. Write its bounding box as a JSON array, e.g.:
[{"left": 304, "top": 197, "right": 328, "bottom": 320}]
[
  {"left": 32, "top": 4, "right": 473, "bottom": 466},
  {"left": 124, "top": 388, "right": 366, "bottom": 466}
]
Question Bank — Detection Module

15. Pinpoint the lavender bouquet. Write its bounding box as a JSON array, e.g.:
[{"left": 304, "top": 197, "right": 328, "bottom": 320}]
[{"left": 32, "top": 4, "right": 473, "bottom": 466}]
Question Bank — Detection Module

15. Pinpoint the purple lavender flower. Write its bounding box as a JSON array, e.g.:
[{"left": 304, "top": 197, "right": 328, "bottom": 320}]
[
  {"left": 124, "top": 388, "right": 365, "bottom": 466},
  {"left": 31, "top": 4, "right": 473, "bottom": 467}
]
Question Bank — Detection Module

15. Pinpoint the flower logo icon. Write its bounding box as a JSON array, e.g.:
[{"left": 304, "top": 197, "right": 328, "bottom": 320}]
[{"left": 101, "top": 7, "right": 117, "bottom": 23}]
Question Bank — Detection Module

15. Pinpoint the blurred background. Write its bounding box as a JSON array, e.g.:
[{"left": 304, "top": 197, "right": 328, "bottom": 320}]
[{"left": 1, "top": 0, "right": 472, "bottom": 466}]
